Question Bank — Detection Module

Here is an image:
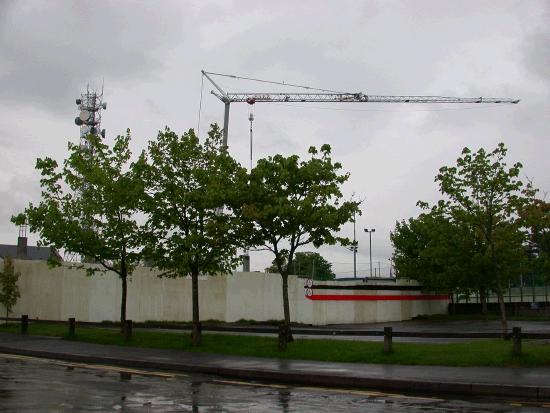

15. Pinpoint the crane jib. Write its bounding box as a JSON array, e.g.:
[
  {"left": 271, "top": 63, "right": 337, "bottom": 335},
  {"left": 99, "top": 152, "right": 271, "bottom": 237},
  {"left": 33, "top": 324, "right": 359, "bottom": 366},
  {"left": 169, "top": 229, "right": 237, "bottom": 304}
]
[{"left": 222, "top": 93, "right": 520, "bottom": 104}]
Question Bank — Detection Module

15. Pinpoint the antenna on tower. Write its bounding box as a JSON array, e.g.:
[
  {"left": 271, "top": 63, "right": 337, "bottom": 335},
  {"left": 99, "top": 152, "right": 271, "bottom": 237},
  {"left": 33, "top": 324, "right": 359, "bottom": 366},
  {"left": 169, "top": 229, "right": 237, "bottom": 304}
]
[{"left": 74, "top": 86, "right": 107, "bottom": 152}]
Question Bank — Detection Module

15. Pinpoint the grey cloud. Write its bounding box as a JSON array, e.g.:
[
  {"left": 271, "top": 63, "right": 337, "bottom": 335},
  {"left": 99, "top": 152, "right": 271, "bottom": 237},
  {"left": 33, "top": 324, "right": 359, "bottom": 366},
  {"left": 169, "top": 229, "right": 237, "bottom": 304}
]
[
  {"left": 523, "top": 6, "right": 550, "bottom": 84},
  {"left": 0, "top": 173, "right": 41, "bottom": 243},
  {"left": 1, "top": 0, "right": 549, "bottom": 272},
  {"left": 0, "top": 1, "right": 184, "bottom": 114}
]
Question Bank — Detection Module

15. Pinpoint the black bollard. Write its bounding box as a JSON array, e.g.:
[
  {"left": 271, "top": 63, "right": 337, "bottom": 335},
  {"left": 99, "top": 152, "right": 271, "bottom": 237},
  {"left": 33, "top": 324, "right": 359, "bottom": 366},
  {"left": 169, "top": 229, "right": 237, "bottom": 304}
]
[
  {"left": 21, "top": 315, "right": 28, "bottom": 334},
  {"left": 383, "top": 326, "right": 393, "bottom": 353},
  {"left": 278, "top": 324, "right": 288, "bottom": 350},
  {"left": 512, "top": 327, "right": 522, "bottom": 356},
  {"left": 191, "top": 322, "right": 202, "bottom": 346},
  {"left": 124, "top": 320, "right": 133, "bottom": 341},
  {"left": 68, "top": 318, "right": 76, "bottom": 337}
]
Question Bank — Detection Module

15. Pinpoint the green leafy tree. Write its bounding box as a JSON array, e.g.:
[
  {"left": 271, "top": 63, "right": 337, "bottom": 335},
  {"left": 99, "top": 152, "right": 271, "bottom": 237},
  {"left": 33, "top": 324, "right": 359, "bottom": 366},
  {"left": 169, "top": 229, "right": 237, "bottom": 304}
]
[
  {"left": 240, "top": 144, "right": 359, "bottom": 339},
  {"left": 0, "top": 256, "right": 21, "bottom": 323},
  {"left": 521, "top": 196, "right": 550, "bottom": 280},
  {"left": 391, "top": 207, "right": 492, "bottom": 311},
  {"left": 265, "top": 251, "right": 335, "bottom": 281},
  {"left": 429, "top": 143, "right": 528, "bottom": 334},
  {"left": 12, "top": 131, "right": 144, "bottom": 330},
  {"left": 137, "top": 125, "right": 247, "bottom": 346}
]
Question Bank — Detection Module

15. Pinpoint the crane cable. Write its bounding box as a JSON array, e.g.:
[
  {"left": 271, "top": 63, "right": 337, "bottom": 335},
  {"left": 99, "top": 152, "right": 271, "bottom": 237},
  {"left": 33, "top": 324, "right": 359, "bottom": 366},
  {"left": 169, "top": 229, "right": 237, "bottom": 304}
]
[{"left": 202, "top": 70, "right": 346, "bottom": 94}]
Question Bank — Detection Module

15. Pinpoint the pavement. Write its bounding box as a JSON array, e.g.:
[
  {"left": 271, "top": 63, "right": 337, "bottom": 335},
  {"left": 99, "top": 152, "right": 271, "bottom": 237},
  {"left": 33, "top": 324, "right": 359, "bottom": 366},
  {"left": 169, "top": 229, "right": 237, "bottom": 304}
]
[{"left": 1, "top": 332, "right": 550, "bottom": 401}]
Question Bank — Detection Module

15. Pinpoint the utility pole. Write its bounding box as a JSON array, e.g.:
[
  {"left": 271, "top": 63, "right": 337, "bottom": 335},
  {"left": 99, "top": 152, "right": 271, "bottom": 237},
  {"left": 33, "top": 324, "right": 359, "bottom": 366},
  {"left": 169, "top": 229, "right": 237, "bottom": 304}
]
[
  {"left": 346, "top": 211, "right": 358, "bottom": 278},
  {"left": 241, "top": 109, "right": 254, "bottom": 272}
]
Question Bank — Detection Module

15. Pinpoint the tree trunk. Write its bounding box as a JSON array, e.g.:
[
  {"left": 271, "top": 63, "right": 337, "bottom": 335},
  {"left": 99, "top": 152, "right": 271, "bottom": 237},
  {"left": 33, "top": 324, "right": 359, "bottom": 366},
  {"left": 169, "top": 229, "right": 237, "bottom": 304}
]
[
  {"left": 281, "top": 273, "right": 293, "bottom": 342},
  {"left": 496, "top": 274, "right": 508, "bottom": 337},
  {"left": 479, "top": 287, "right": 488, "bottom": 315},
  {"left": 120, "top": 274, "right": 127, "bottom": 333},
  {"left": 191, "top": 270, "right": 201, "bottom": 346},
  {"left": 490, "top": 242, "right": 507, "bottom": 337}
]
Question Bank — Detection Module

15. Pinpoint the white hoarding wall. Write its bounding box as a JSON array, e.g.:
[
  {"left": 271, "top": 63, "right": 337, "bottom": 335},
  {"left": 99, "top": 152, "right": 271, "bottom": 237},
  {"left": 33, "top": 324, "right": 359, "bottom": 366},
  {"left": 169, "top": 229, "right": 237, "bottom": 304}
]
[{"left": 2, "top": 260, "right": 447, "bottom": 324}]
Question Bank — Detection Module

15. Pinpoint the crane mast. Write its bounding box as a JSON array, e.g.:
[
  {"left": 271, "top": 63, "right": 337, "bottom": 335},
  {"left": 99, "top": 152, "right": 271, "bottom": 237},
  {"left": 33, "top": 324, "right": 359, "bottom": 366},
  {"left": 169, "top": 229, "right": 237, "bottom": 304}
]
[{"left": 202, "top": 70, "right": 520, "bottom": 147}]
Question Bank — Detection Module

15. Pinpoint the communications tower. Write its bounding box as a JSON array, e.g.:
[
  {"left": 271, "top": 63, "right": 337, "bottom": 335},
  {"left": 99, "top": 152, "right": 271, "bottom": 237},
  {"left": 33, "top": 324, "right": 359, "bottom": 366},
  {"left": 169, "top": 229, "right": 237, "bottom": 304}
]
[{"left": 64, "top": 87, "right": 107, "bottom": 262}]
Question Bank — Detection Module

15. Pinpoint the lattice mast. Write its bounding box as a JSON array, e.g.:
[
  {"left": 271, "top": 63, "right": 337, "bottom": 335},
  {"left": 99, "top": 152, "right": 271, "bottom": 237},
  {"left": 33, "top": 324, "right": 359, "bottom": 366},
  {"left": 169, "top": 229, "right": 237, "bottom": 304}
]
[{"left": 64, "top": 87, "right": 107, "bottom": 262}]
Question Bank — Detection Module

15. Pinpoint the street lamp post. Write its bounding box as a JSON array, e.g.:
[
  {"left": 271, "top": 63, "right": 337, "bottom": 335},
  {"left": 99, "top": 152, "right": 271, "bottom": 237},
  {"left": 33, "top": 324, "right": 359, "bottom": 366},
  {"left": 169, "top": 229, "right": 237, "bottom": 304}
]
[
  {"left": 346, "top": 212, "right": 358, "bottom": 278},
  {"left": 364, "top": 228, "right": 375, "bottom": 277}
]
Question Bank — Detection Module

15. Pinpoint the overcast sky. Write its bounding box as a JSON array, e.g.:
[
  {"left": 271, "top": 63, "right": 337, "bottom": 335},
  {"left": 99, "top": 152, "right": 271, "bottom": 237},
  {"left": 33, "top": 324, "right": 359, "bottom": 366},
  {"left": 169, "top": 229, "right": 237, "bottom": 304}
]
[{"left": 1, "top": 0, "right": 548, "bottom": 276}]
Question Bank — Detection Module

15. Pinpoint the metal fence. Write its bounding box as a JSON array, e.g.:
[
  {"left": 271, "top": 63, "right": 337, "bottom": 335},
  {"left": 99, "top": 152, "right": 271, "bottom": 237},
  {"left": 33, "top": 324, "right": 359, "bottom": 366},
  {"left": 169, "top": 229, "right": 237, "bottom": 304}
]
[{"left": 456, "top": 286, "right": 550, "bottom": 305}]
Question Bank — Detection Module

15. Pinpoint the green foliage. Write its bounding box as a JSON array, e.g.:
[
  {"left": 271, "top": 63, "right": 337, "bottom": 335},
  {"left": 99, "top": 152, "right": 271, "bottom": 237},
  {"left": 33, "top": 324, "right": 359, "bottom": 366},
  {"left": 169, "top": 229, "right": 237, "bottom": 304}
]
[
  {"left": 435, "top": 144, "right": 528, "bottom": 304},
  {"left": 521, "top": 197, "right": 550, "bottom": 280},
  {"left": 394, "top": 143, "right": 530, "bottom": 331},
  {"left": 391, "top": 210, "right": 486, "bottom": 294},
  {"left": 138, "top": 124, "right": 247, "bottom": 277},
  {"left": 265, "top": 251, "right": 335, "bottom": 281},
  {"left": 0, "top": 257, "right": 21, "bottom": 321},
  {"left": 137, "top": 124, "right": 248, "bottom": 345},
  {"left": 239, "top": 144, "right": 359, "bottom": 327},
  {"left": 12, "top": 130, "right": 144, "bottom": 326}
]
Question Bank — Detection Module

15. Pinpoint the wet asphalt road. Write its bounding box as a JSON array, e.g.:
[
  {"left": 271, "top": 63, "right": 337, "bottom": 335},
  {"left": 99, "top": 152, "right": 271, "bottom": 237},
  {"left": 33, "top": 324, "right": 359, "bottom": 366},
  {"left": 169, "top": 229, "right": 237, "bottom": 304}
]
[{"left": 1, "top": 354, "right": 549, "bottom": 412}]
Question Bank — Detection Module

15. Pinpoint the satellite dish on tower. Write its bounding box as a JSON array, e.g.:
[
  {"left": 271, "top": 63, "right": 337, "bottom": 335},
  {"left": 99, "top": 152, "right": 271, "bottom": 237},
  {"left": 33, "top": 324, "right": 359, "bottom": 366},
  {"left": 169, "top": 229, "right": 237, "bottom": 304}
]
[{"left": 79, "top": 110, "right": 90, "bottom": 122}]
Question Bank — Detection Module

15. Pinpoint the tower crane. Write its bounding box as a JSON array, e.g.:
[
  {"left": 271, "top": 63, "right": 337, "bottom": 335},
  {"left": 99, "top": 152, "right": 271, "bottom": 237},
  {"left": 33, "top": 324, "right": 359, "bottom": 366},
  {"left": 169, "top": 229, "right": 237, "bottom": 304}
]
[
  {"left": 201, "top": 70, "right": 520, "bottom": 147},
  {"left": 201, "top": 70, "right": 520, "bottom": 273}
]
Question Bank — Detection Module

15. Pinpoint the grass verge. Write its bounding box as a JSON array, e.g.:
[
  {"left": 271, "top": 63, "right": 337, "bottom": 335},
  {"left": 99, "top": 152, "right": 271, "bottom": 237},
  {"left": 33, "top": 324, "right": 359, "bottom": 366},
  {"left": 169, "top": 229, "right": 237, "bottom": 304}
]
[{"left": 1, "top": 322, "right": 549, "bottom": 367}]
